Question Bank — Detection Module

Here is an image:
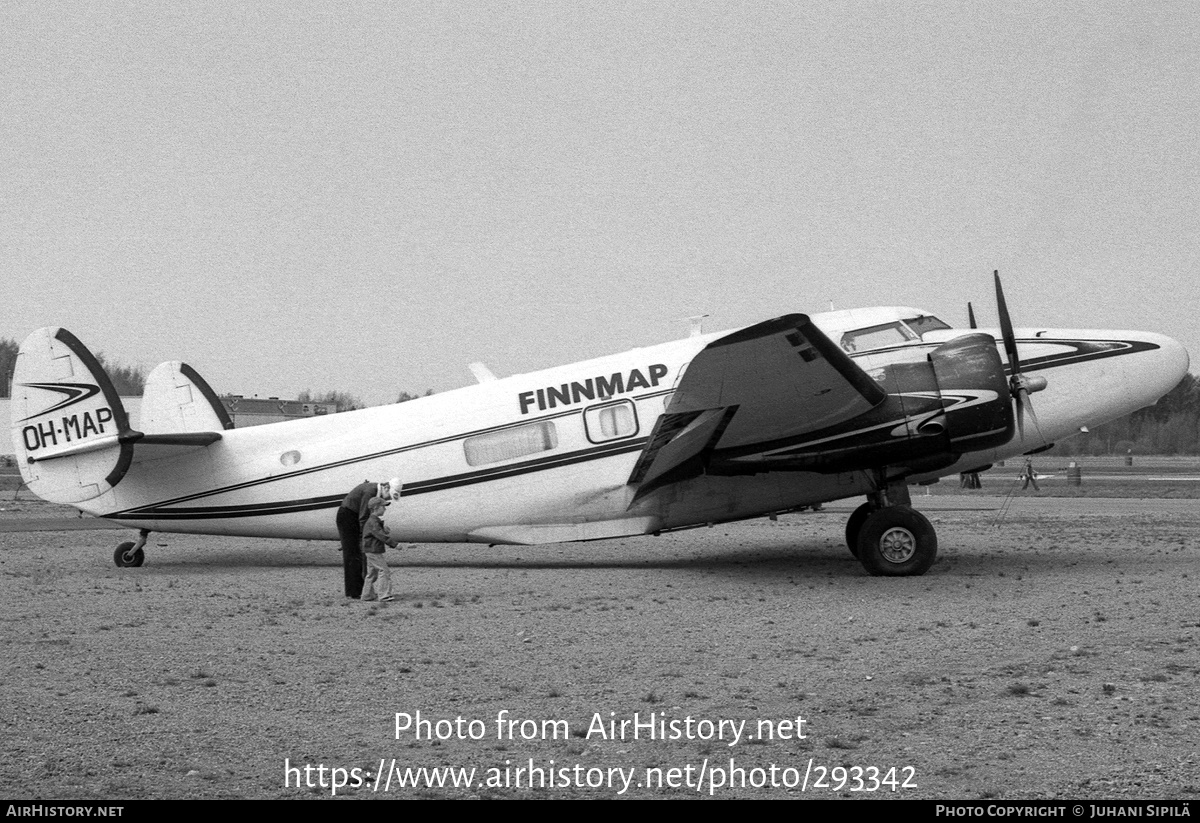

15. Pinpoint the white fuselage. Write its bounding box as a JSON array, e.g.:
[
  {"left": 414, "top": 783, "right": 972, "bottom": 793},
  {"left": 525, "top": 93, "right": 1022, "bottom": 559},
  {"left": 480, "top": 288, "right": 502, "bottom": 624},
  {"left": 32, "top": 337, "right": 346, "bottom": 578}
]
[{"left": 87, "top": 311, "right": 1189, "bottom": 544}]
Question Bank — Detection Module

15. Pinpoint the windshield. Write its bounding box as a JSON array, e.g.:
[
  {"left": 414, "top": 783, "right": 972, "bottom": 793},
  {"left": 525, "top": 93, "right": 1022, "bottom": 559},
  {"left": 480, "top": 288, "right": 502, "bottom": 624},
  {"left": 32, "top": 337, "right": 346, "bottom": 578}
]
[
  {"left": 840, "top": 322, "right": 916, "bottom": 352},
  {"left": 839, "top": 315, "right": 951, "bottom": 352},
  {"left": 904, "top": 315, "right": 951, "bottom": 336}
]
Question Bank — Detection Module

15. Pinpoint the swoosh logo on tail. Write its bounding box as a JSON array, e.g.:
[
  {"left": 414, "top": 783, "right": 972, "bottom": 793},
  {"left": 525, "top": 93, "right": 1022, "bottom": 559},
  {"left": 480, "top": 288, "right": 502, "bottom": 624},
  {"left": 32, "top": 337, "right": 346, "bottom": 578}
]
[{"left": 16, "top": 382, "right": 102, "bottom": 422}]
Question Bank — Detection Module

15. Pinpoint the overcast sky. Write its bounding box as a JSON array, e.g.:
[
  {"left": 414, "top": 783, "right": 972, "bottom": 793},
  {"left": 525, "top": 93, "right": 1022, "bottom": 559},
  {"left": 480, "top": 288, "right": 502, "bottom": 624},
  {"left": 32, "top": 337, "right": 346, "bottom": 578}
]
[{"left": 4, "top": 1, "right": 1197, "bottom": 406}]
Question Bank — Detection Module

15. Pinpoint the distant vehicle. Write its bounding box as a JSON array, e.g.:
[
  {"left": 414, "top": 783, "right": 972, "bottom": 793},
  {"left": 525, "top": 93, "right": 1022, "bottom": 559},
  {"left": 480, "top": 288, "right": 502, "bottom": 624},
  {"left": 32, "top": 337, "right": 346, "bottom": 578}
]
[{"left": 8, "top": 275, "right": 1188, "bottom": 575}]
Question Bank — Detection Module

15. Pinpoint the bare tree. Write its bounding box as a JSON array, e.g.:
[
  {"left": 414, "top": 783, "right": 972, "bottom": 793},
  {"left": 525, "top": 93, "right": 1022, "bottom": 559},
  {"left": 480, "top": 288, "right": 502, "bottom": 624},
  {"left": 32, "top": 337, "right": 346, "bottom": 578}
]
[
  {"left": 396, "top": 389, "right": 435, "bottom": 403},
  {"left": 297, "top": 389, "right": 363, "bottom": 413}
]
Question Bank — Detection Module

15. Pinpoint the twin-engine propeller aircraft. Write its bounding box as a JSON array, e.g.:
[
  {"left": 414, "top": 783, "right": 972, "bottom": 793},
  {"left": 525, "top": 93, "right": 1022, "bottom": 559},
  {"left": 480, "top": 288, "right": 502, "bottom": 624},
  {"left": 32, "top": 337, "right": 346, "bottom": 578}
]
[{"left": 9, "top": 275, "right": 1189, "bottom": 575}]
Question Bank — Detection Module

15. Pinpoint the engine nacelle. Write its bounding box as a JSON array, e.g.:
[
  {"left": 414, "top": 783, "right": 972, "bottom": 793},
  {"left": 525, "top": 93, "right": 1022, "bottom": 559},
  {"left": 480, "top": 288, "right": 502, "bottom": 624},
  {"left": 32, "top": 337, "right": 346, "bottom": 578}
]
[
  {"left": 925, "top": 333, "right": 1015, "bottom": 452},
  {"left": 709, "top": 333, "right": 1015, "bottom": 476}
]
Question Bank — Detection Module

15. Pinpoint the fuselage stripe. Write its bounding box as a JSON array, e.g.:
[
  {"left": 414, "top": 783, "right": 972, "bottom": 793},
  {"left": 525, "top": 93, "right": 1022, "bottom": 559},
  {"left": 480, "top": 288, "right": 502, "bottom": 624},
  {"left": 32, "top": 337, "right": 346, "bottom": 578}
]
[{"left": 107, "top": 437, "right": 649, "bottom": 520}]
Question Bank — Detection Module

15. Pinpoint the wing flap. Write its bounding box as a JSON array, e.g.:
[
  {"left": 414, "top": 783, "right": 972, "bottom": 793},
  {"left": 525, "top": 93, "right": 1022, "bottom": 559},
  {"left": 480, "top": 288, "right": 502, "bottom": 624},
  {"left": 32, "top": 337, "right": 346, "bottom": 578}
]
[
  {"left": 467, "top": 516, "right": 659, "bottom": 545},
  {"left": 628, "top": 407, "right": 733, "bottom": 493}
]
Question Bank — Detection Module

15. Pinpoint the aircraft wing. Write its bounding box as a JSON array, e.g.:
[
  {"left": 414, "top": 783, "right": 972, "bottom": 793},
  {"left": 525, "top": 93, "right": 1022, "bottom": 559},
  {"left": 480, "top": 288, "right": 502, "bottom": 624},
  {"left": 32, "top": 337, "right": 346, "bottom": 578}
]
[{"left": 629, "top": 314, "right": 886, "bottom": 495}]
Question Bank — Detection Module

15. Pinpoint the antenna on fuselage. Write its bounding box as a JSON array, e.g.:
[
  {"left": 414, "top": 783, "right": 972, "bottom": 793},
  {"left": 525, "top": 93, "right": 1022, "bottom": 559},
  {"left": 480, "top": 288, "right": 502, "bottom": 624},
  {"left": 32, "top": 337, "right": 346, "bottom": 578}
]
[
  {"left": 468, "top": 363, "right": 497, "bottom": 383},
  {"left": 686, "top": 315, "right": 708, "bottom": 337}
]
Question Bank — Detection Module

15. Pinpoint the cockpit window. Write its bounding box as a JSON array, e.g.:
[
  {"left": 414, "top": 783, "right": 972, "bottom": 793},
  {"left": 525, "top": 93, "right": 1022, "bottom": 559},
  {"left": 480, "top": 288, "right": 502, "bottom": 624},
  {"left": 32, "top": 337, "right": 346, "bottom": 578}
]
[
  {"left": 839, "top": 315, "right": 952, "bottom": 352},
  {"left": 903, "top": 315, "right": 951, "bottom": 337},
  {"left": 840, "top": 322, "right": 916, "bottom": 352}
]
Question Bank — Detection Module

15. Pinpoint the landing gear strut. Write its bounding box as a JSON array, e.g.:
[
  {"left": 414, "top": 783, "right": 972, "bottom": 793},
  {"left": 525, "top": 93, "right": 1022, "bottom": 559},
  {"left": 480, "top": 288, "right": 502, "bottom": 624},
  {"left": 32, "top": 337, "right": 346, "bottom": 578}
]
[
  {"left": 113, "top": 529, "right": 150, "bottom": 568},
  {"left": 846, "top": 479, "right": 937, "bottom": 576}
]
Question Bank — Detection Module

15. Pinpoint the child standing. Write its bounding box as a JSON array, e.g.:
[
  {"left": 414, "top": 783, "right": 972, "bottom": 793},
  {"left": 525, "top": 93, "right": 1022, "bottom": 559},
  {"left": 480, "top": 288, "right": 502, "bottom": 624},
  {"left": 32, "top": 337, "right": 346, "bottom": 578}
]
[{"left": 361, "top": 497, "right": 401, "bottom": 602}]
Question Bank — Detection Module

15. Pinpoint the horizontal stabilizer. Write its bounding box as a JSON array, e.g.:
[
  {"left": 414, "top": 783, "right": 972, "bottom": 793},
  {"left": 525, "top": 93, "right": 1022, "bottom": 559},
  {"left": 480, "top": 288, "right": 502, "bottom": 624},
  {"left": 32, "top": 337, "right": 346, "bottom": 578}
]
[
  {"left": 27, "top": 430, "right": 222, "bottom": 464},
  {"left": 120, "top": 430, "right": 224, "bottom": 464}
]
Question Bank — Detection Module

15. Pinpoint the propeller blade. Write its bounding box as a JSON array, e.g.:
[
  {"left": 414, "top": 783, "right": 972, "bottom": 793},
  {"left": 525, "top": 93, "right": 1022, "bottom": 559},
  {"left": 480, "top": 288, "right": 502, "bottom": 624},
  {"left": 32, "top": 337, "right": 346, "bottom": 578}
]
[
  {"left": 1014, "top": 386, "right": 1031, "bottom": 441},
  {"left": 993, "top": 271, "right": 1049, "bottom": 445},
  {"left": 1012, "top": 374, "right": 1047, "bottom": 443},
  {"left": 1023, "top": 389, "right": 1040, "bottom": 432},
  {"left": 994, "top": 270, "right": 1020, "bottom": 374}
]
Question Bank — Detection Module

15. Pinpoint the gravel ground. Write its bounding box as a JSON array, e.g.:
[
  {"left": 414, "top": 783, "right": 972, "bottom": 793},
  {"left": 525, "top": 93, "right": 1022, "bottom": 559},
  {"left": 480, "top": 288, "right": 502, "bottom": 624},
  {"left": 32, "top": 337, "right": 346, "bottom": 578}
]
[{"left": 1, "top": 494, "right": 1197, "bottom": 799}]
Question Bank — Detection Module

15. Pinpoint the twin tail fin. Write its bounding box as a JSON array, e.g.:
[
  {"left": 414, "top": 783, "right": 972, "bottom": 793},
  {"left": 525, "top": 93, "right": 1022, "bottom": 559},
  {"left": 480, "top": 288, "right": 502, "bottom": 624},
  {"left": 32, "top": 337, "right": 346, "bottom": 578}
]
[{"left": 9, "top": 327, "right": 227, "bottom": 504}]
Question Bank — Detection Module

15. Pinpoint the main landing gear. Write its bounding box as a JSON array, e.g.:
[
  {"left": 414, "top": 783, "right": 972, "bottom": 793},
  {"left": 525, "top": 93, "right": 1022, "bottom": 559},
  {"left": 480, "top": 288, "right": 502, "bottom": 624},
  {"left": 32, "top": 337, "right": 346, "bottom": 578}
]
[
  {"left": 844, "top": 482, "right": 937, "bottom": 576},
  {"left": 113, "top": 529, "right": 150, "bottom": 568}
]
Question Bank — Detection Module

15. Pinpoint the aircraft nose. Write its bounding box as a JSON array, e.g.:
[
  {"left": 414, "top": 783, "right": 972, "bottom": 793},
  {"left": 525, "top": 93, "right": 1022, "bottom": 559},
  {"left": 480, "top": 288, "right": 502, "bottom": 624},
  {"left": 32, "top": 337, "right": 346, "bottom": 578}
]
[
  {"left": 1059, "top": 329, "right": 1191, "bottom": 430},
  {"left": 1143, "top": 332, "right": 1190, "bottom": 398}
]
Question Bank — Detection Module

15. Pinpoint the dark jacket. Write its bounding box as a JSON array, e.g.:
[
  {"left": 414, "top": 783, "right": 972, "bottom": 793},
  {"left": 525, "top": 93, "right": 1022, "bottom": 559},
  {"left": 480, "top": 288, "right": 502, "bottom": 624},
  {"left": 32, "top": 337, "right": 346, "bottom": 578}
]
[
  {"left": 341, "top": 481, "right": 379, "bottom": 526},
  {"left": 362, "top": 513, "right": 398, "bottom": 554}
]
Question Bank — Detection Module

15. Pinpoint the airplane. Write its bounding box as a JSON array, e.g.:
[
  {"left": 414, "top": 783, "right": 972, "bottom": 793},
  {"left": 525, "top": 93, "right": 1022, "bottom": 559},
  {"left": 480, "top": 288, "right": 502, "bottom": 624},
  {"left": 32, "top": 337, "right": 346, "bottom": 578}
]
[{"left": 7, "top": 275, "right": 1189, "bottom": 576}]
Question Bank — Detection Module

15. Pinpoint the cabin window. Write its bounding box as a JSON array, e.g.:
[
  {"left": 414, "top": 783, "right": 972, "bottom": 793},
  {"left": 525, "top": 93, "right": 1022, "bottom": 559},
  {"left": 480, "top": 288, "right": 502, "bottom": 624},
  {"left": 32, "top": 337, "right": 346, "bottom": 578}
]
[
  {"left": 464, "top": 421, "right": 559, "bottom": 466},
  {"left": 840, "top": 322, "right": 917, "bottom": 353},
  {"left": 584, "top": 400, "right": 638, "bottom": 443}
]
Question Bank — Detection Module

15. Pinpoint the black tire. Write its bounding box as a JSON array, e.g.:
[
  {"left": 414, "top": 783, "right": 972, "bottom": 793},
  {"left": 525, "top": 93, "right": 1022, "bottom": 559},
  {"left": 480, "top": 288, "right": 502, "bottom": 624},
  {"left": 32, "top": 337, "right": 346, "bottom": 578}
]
[
  {"left": 844, "top": 502, "right": 876, "bottom": 558},
  {"left": 856, "top": 506, "right": 937, "bottom": 576},
  {"left": 113, "top": 541, "right": 145, "bottom": 568}
]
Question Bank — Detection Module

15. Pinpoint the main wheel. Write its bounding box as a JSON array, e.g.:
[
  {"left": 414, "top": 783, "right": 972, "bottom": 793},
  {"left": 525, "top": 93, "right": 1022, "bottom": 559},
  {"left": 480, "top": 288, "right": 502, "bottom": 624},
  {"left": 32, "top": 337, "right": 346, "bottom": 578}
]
[
  {"left": 113, "top": 541, "right": 145, "bottom": 568},
  {"left": 855, "top": 506, "right": 937, "bottom": 576},
  {"left": 844, "top": 502, "right": 876, "bottom": 558}
]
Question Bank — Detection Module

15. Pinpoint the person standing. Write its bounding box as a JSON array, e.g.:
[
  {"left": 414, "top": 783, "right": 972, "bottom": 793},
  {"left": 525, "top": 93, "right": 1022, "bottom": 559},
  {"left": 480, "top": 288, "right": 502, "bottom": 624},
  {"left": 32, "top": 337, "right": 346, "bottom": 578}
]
[
  {"left": 361, "top": 496, "right": 402, "bottom": 602},
  {"left": 1020, "top": 457, "right": 1040, "bottom": 491},
  {"left": 336, "top": 477, "right": 401, "bottom": 597},
  {"left": 336, "top": 480, "right": 375, "bottom": 598}
]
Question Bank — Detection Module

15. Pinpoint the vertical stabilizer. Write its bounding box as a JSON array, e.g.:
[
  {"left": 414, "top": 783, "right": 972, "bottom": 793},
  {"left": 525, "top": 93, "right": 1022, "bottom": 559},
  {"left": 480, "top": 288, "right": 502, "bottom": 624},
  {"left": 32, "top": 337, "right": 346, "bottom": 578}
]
[
  {"left": 141, "top": 361, "right": 234, "bottom": 434},
  {"left": 10, "top": 328, "right": 132, "bottom": 503}
]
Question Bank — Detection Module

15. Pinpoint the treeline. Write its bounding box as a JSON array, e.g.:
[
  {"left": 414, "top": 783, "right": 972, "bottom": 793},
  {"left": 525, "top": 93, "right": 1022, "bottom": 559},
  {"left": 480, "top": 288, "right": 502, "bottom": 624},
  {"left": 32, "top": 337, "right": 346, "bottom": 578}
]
[
  {"left": 2, "top": 337, "right": 429, "bottom": 408},
  {"left": 1049, "top": 374, "right": 1200, "bottom": 456},
  {"left": 296, "top": 389, "right": 363, "bottom": 412},
  {"left": 295, "top": 388, "right": 435, "bottom": 412},
  {"left": 97, "top": 354, "right": 146, "bottom": 395},
  {"left": 0, "top": 337, "right": 145, "bottom": 396},
  {"left": 0, "top": 338, "right": 14, "bottom": 397}
]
